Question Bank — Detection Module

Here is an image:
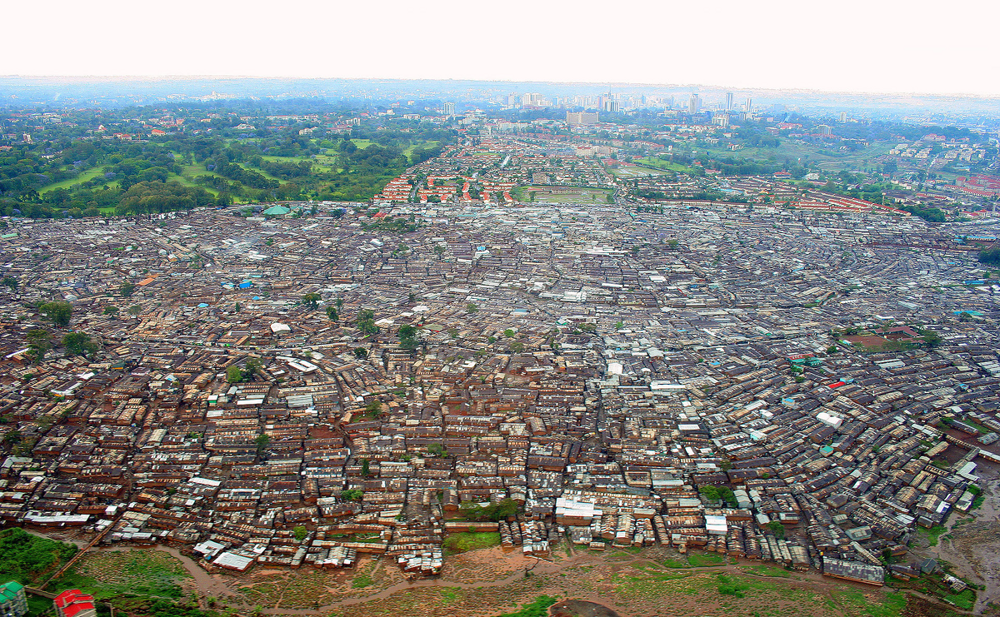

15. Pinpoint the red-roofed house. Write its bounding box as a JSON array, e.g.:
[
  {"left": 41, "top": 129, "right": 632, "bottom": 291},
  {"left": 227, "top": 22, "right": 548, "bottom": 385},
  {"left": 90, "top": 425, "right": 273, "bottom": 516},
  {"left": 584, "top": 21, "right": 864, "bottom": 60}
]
[{"left": 53, "top": 590, "right": 96, "bottom": 617}]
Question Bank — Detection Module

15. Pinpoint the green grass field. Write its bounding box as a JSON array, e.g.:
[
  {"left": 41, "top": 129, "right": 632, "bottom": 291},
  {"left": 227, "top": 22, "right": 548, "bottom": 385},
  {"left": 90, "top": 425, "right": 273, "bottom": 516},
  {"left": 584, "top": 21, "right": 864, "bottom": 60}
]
[
  {"left": 38, "top": 167, "right": 108, "bottom": 194},
  {"left": 442, "top": 531, "right": 501, "bottom": 555},
  {"left": 634, "top": 157, "right": 697, "bottom": 174}
]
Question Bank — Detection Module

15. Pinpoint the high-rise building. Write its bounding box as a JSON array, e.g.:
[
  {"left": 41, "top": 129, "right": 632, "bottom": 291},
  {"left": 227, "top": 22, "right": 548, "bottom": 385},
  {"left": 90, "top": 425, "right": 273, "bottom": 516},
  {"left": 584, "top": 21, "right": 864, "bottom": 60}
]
[
  {"left": 689, "top": 94, "right": 701, "bottom": 114},
  {"left": 725, "top": 92, "right": 734, "bottom": 112},
  {"left": 442, "top": 102, "right": 455, "bottom": 116},
  {"left": 745, "top": 97, "right": 753, "bottom": 112},
  {"left": 0, "top": 582, "right": 28, "bottom": 617},
  {"left": 840, "top": 111, "right": 848, "bottom": 123},
  {"left": 566, "top": 111, "right": 599, "bottom": 126}
]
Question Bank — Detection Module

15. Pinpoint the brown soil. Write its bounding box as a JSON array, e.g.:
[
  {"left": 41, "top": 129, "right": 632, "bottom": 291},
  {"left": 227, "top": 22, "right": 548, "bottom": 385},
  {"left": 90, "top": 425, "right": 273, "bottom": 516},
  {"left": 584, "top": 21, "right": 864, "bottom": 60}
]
[{"left": 549, "top": 599, "right": 620, "bottom": 617}]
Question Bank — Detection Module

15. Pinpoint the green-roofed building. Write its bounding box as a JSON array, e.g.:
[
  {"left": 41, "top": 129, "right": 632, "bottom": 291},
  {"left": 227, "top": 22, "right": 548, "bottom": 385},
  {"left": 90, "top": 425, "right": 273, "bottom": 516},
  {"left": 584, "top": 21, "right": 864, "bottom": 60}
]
[
  {"left": 0, "top": 581, "right": 28, "bottom": 617},
  {"left": 263, "top": 205, "right": 290, "bottom": 216}
]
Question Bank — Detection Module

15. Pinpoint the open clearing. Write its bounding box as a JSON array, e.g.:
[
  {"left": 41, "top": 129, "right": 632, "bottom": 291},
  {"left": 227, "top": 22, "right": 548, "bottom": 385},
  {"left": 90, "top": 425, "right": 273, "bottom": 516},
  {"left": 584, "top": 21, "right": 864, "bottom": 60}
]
[
  {"left": 525, "top": 186, "right": 612, "bottom": 204},
  {"left": 610, "top": 165, "right": 666, "bottom": 178},
  {"left": 38, "top": 167, "right": 108, "bottom": 194},
  {"left": 136, "top": 544, "right": 940, "bottom": 617}
]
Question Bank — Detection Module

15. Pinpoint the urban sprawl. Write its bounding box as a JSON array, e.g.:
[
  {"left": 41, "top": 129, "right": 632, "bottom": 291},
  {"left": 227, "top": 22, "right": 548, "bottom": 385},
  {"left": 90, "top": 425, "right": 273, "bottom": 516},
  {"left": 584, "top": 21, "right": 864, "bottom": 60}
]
[{"left": 1, "top": 97, "right": 999, "bottom": 610}]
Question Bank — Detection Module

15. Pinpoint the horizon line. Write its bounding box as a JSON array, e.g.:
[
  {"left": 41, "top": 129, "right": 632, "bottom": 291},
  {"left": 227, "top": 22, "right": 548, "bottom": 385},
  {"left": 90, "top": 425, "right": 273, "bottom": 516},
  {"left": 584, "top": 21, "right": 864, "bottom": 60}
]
[{"left": 2, "top": 74, "right": 999, "bottom": 100}]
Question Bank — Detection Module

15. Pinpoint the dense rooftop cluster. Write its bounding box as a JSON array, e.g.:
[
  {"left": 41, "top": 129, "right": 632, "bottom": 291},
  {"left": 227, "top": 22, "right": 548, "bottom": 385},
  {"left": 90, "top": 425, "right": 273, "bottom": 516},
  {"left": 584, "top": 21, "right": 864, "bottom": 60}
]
[{"left": 0, "top": 135, "right": 998, "bottom": 590}]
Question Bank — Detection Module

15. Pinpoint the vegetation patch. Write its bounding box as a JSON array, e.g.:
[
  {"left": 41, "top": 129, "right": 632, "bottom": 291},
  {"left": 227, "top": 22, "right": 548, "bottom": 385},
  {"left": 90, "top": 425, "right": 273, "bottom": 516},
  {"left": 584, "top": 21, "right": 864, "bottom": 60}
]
[
  {"left": 493, "top": 595, "right": 558, "bottom": 617},
  {"left": 351, "top": 573, "right": 374, "bottom": 589},
  {"left": 716, "top": 574, "right": 751, "bottom": 597},
  {"left": 921, "top": 525, "right": 948, "bottom": 547},
  {"left": 827, "top": 589, "right": 908, "bottom": 617},
  {"left": 51, "top": 549, "right": 190, "bottom": 600},
  {"left": 0, "top": 528, "right": 78, "bottom": 586},
  {"left": 743, "top": 564, "right": 792, "bottom": 578},
  {"left": 442, "top": 531, "right": 501, "bottom": 555},
  {"left": 686, "top": 552, "right": 730, "bottom": 567}
]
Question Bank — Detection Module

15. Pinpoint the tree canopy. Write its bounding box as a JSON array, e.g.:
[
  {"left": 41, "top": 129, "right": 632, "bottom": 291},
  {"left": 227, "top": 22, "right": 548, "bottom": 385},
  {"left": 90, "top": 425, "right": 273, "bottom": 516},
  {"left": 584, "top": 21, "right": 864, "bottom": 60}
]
[{"left": 40, "top": 301, "right": 72, "bottom": 326}]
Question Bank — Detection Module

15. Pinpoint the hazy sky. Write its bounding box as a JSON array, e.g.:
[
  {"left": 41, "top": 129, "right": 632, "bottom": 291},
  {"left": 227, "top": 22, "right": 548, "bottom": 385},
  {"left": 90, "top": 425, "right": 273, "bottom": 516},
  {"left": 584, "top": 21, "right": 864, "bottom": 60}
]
[{"left": 5, "top": 0, "right": 999, "bottom": 96}]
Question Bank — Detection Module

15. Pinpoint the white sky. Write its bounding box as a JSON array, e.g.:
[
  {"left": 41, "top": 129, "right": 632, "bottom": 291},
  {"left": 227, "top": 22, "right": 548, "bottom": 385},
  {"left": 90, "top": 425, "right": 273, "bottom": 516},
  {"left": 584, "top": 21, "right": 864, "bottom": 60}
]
[{"left": 4, "top": 0, "right": 999, "bottom": 96}]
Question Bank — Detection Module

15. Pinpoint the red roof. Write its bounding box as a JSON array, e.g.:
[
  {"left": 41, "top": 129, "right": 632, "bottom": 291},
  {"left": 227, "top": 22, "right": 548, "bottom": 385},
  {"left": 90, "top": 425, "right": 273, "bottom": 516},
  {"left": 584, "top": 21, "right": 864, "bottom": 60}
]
[
  {"left": 54, "top": 589, "right": 95, "bottom": 617},
  {"left": 63, "top": 602, "right": 95, "bottom": 617}
]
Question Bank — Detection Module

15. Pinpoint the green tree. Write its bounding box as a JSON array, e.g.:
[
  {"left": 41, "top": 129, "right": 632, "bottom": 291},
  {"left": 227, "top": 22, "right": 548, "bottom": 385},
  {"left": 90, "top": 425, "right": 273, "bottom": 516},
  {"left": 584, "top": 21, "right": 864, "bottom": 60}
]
[
  {"left": 293, "top": 526, "right": 308, "bottom": 542},
  {"left": 766, "top": 521, "right": 785, "bottom": 539},
  {"left": 466, "top": 302, "right": 478, "bottom": 313},
  {"left": 27, "top": 329, "right": 50, "bottom": 345},
  {"left": 301, "top": 292, "right": 321, "bottom": 308},
  {"left": 699, "top": 485, "right": 721, "bottom": 502},
  {"left": 244, "top": 357, "right": 263, "bottom": 378},
  {"left": 103, "top": 306, "right": 120, "bottom": 316},
  {"left": 360, "top": 458, "right": 371, "bottom": 477},
  {"left": 504, "top": 328, "right": 515, "bottom": 338},
  {"left": 120, "top": 281, "right": 136, "bottom": 297},
  {"left": 0, "top": 276, "right": 18, "bottom": 292},
  {"left": 255, "top": 433, "right": 271, "bottom": 461},
  {"left": 27, "top": 328, "right": 52, "bottom": 351},
  {"left": 326, "top": 306, "right": 339, "bottom": 321},
  {"left": 922, "top": 330, "right": 943, "bottom": 349},
  {"left": 353, "top": 347, "right": 368, "bottom": 359},
  {"left": 40, "top": 301, "right": 72, "bottom": 327},
  {"left": 364, "top": 400, "right": 383, "bottom": 419},
  {"left": 341, "top": 488, "right": 364, "bottom": 501},
  {"left": 62, "top": 332, "right": 98, "bottom": 357},
  {"left": 510, "top": 341, "right": 525, "bottom": 353},
  {"left": 226, "top": 365, "right": 243, "bottom": 383},
  {"left": 356, "top": 308, "right": 379, "bottom": 335},
  {"left": 434, "top": 245, "right": 446, "bottom": 259},
  {"left": 398, "top": 323, "right": 419, "bottom": 350},
  {"left": 127, "top": 304, "right": 142, "bottom": 317},
  {"left": 427, "top": 443, "right": 448, "bottom": 457}
]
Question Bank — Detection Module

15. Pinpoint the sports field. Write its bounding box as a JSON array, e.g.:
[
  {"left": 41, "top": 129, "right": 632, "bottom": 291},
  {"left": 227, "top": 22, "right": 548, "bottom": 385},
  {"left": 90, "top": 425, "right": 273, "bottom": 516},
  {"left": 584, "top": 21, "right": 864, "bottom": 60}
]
[{"left": 526, "top": 186, "right": 612, "bottom": 203}]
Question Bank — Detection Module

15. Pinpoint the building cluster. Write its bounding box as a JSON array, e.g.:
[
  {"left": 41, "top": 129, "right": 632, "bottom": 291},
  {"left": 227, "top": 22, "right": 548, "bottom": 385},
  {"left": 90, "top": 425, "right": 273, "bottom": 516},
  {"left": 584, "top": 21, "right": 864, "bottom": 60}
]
[
  {"left": 376, "top": 138, "right": 613, "bottom": 205},
  {"left": 0, "top": 148, "right": 998, "bottom": 589},
  {"left": 0, "top": 583, "right": 96, "bottom": 617}
]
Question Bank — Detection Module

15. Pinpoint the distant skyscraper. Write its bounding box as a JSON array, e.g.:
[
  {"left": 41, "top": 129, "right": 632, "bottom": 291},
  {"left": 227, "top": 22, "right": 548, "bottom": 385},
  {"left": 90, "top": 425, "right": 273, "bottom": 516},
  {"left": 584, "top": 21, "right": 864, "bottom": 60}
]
[
  {"left": 689, "top": 93, "right": 701, "bottom": 114},
  {"left": 745, "top": 96, "right": 753, "bottom": 112},
  {"left": 725, "top": 92, "right": 734, "bottom": 112},
  {"left": 840, "top": 111, "right": 848, "bottom": 123},
  {"left": 443, "top": 102, "right": 455, "bottom": 116}
]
